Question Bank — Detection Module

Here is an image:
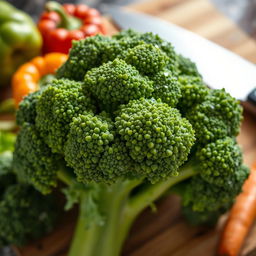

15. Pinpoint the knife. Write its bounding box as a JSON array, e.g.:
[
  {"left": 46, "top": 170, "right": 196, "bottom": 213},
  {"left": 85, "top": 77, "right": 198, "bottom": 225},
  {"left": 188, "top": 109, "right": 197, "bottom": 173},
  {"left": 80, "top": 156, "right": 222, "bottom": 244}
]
[{"left": 106, "top": 7, "right": 256, "bottom": 110}]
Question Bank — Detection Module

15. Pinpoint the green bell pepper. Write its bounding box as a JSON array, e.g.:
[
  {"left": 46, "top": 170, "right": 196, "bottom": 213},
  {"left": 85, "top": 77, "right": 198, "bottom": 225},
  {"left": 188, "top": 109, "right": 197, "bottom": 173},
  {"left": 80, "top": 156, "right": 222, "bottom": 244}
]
[{"left": 0, "top": 0, "right": 42, "bottom": 87}]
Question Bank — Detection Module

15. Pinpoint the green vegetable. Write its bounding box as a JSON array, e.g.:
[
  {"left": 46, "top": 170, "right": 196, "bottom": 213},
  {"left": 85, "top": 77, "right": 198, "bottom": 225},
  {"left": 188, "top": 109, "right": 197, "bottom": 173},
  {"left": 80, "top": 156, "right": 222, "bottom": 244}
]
[
  {"left": 9, "top": 29, "right": 246, "bottom": 256},
  {"left": 0, "top": 184, "right": 56, "bottom": 246},
  {"left": 0, "top": 133, "right": 57, "bottom": 246},
  {"left": 0, "top": 0, "right": 42, "bottom": 87},
  {"left": 186, "top": 89, "right": 243, "bottom": 144}
]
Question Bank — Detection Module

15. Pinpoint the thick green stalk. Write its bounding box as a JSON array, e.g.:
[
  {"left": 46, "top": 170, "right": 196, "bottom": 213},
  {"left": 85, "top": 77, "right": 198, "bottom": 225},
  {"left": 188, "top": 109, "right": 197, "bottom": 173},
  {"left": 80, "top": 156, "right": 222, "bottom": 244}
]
[
  {"left": 67, "top": 162, "right": 196, "bottom": 256},
  {"left": 95, "top": 179, "right": 142, "bottom": 256},
  {"left": 126, "top": 162, "right": 197, "bottom": 221},
  {"left": 68, "top": 192, "right": 102, "bottom": 256},
  {"left": 68, "top": 179, "right": 142, "bottom": 256}
]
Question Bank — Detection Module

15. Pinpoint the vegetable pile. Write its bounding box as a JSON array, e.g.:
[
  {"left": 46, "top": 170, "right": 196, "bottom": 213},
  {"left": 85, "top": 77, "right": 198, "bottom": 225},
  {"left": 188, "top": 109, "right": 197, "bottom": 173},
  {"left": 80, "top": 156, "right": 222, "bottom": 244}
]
[{"left": 2, "top": 29, "right": 248, "bottom": 256}]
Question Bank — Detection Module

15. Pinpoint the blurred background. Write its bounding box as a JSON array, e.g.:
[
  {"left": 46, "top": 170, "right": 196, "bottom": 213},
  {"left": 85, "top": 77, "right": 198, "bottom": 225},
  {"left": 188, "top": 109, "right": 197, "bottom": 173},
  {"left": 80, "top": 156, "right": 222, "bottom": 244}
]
[{"left": 6, "top": 0, "right": 256, "bottom": 38}]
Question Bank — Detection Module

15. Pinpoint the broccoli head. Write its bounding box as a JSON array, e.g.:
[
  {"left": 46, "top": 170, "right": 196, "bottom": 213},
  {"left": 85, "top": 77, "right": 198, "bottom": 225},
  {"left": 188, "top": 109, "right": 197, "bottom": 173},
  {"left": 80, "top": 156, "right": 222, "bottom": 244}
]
[
  {"left": 36, "top": 79, "right": 95, "bottom": 153},
  {"left": 57, "top": 30, "right": 179, "bottom": 82},
  {"left": 124, "top": 43, "right": 169, "bottom": 75},
  {"left": 177, "top": 137, "right": 249, "bottom": 225},
  {"left": 11, "top": 29, "right": 248, "bottom": 256},
  {"left": 197, "top": 137, "right": 246, "bottom": 188},
  {"left": 16, "top": 90, "right": 42, "bottom": 126},
  {"left": 115, "top": 98, "right": 195, "bottom": 183},
  {"left": 13, "top": 123, "right": 59, "bottom": 194},
  {"left": 56, "top": 35, "right": 114, "bottom": 81},
  {"left": 186, "top": 89, "right": 243, "bottom": 144},
  {"left": 0, "top": 145, "right": 57, "bottom": 247},
  {"left": 0, "top": 184, "right": 56, "bottom": 247},
  {"left": 84, "top": 58, "right": 154, "bottom": 110},
  {"left": 64, "top": 113, "right": 115, "bottom": 183}
]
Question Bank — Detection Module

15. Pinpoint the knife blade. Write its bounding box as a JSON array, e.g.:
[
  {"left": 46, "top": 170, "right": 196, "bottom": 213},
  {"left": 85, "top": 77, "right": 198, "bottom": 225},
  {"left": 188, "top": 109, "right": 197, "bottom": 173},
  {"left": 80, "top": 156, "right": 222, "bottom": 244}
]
[{"left": 107, "top": 6, "right": 256, "bottom": 105}]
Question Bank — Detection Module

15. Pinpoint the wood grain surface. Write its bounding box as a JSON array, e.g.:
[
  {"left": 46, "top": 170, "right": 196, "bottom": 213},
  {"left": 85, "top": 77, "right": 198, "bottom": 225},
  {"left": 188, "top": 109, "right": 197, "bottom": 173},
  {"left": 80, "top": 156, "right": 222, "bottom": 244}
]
[{"left": 17, "top": 0, "right": 256, "bottom": 255}]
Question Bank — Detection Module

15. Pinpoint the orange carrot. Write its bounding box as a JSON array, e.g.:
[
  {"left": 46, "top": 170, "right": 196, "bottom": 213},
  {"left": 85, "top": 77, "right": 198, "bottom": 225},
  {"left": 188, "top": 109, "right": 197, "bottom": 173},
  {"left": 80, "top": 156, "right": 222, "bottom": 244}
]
[{"left": 218, "top": 162, "right": 256, "bottom": 256}]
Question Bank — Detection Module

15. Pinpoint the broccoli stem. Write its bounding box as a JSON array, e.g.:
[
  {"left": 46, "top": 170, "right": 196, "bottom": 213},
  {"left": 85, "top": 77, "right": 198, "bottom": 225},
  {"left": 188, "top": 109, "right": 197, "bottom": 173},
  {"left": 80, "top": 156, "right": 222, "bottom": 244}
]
[
  {"left": 68, "top": 163, "right": 197, "bottom": 256},
  {"left": 126, "top": 161, "right": 197, "bottom": 219},
  {"left": 68, "top": 191, "right": 102, "bottom": 256},
  {"left": 68, "top": 179, "right": 142, "bottom": 256}
]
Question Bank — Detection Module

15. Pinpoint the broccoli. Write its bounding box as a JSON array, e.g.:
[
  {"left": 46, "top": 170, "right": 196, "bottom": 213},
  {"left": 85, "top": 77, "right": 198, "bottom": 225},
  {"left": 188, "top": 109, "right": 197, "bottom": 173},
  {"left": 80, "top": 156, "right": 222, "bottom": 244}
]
[
  {"left": 13, "top": 123, "right": 59, "bottom": 194},
  {"left": 57, "top": 30, "right": 179, "bottom": 82},
  {"left": 64, "top": 112, "right": 115, "bottom": 183},
  {"left": 9, "top": 29, "right": 247, "bottom": 256},
  {"left": 186, "top": 89, "right": 243, "bottom": 144},
  {"left": 84, "top": 58, "right": 154, "bottom": 110},
  {"left": 151, "top": 69, "right": 181, "bottom": 107},
  {"left": 36, "top": 79, "right": 95, "bottom": 153},
  {"left": 177, "top": 75, "right": 209, "bottom": 112},
  {"left": 56, "top": 35, "right": 114, "bottom": 81},
  {"left": 16, "top": 90, "right": 42, "bottom": 126},
  {"left": 115, "top": 98, "right": 195, "bottom": 182},
  {"left": 0, "top": 184, "right": 56, "bottom": 247},
  {"left": 0, "top": 133, "right": 57, "bottom": 247},
  {"left": 124, "top": 43, "right": 169, "bottom": 74}
]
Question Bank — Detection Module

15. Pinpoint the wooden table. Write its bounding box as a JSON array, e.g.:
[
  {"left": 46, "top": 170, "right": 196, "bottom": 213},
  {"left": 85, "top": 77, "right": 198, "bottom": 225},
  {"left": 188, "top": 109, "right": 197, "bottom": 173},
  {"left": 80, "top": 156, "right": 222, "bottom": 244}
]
[{"left": 18, "top": 0, "right": 256, "bottom": 255}]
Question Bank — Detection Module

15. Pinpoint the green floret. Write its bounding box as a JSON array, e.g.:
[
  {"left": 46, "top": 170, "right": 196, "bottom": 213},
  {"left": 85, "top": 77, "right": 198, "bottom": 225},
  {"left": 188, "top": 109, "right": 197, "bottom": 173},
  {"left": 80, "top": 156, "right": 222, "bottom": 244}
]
[
  {"left": 113, "top": 30, "right": 178, "bottom": 72},
  {"left": 137, "top": 32, "right": 178, "bottom": 71},
  {"left": 177, "top": 54, "right": 201, "bottom": 77},
  {"left": 13, "top": 123, "right": 59, "bottom": 194},
  {"left": 36, "top": 79, "right": 95, "bottom": 153},
  {"left": 175, "top": 138, "right": 249, "bottom": 225},
  {"left": 84, "top": 59, "right": 154, "bottom": 110},
  {"left": 178, "top": 75, "right": 209, "bottom": 112},
  {"left": 124, "top": 44, "right": 169, "bottom": 75},
  {"left": 186, "top": 89, "right": 243, "bottom": 144},
  {"left": 181, "top": 163, "right": 248, "bottom": 224},
  {"left": 182, "top": 177, "right": 239, "bottom": 213},
  {"left": 100, "top": 39, "right": 124, "bottom": 63},
  {"left": 98, "top": 139, "right": 135, "bottom": 182},
  {"left": 197, "top": 138, "right": 246, "bottom": 189},
  {"left": 151, "top": 69, "right": 181, "bottom": 107},
  {"left": 16, "top": 90, "right": 42, "bottom": 126},
  {"left": 0, "top": 184, "right": 56, "bottom": 247},
  {"left": 64, "top": 113, "right": 115, "bottom": 183},
  {"left": 56, "top": 35, "right": 118, "bottom": 81},
  {"left": 115, "top": 98, "right": 195, "bottom": 182}
]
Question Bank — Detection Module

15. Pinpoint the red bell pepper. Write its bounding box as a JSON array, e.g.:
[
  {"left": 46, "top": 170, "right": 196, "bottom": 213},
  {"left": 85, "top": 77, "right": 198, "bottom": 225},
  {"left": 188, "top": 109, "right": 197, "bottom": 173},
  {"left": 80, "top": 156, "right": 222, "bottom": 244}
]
[{"left": 38, "top": 1, "right": 106, "bottom": 54}]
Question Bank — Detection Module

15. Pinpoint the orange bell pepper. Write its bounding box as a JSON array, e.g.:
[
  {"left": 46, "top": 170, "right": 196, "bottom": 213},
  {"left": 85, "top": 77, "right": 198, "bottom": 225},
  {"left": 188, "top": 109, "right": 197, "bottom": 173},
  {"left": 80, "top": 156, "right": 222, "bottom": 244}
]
[{"left": 12, "top": 52, "right": 67, "bottom": 107}]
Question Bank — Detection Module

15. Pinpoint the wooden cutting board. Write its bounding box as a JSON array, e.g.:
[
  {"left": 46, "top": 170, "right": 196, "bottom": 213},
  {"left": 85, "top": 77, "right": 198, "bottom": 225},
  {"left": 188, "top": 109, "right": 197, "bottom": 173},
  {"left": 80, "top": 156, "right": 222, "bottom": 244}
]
[{"left": 17, "top": 0, "right": 256, "bottom": 255}]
